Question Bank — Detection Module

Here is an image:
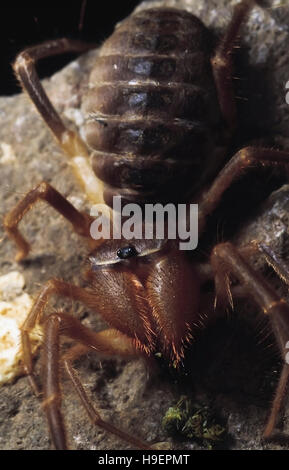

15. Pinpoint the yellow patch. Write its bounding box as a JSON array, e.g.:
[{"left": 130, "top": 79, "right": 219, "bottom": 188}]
[{"left": 0, "top": 271, "right": 42, "bottom": 385}]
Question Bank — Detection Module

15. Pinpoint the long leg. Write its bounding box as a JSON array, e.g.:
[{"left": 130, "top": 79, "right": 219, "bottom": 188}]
[
  {"left": 41, "top": 312, "right": 151, "bottom": 449},
  {"left": 211, "top": 241, "right": 289, "bottom": 438},
  {"left": 14, "top": 39, "right": 92, "bottom": 152},
  {"left": 211, "top": 0, "right": 257, "bottom": 131},
  {"left": 14, "top": 39, "right": 104, "bottom": 203},
  {"left": 195, "top": 242, "right": 289, "bottom": 298},
  {"left": 198, "top": 146, "right": 289, "bottom": 232},
  {"left": 239, "top": 241, "right": 289, "bottom": 287},
  {"left": 21, "top": 274, "right": 152, "bottom": 396},
  {"left": 4, "top": 181, "right": 94, "bottom": 261},
  {"left": 20, "top": 278, "right": 97, "bottom": 391}
]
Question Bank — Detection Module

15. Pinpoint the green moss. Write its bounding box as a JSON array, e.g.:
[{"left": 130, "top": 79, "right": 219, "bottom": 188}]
[{"left": 162, "top": 396, "right": 226, "bottom": 449}]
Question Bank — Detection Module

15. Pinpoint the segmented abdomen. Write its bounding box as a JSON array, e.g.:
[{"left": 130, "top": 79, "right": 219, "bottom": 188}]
[{"left": 82, "top": 8, "right": 223, "bottom": 206}]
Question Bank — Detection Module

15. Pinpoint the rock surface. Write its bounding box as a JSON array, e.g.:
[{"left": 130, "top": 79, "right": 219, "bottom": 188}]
[{"left": 0, "top": 0, "right": 289, "bottom": 450}]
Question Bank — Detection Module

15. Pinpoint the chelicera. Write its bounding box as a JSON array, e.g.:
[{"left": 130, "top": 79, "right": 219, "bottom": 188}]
[{"left": 4, "top": 0, "right": 289, "bottom": 449}]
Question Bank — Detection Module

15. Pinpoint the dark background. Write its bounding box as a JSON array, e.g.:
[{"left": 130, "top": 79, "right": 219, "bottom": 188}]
[{"left": 0, "top": 0, "right": 142, "bottom": 96}]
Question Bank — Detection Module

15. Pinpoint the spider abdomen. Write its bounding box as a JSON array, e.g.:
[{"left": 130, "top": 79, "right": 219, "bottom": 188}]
[{"left": 82, "top": 8, "right": 223, "bottom": 205}]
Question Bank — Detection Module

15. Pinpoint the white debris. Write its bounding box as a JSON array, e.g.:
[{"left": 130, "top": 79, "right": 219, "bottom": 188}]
[
  {"left": 0, "top": 271, "right": 25, "bottom": 300},
  {"left": 67, "top": 195, "right": 85, "bottom": 211},
  {"left": 68, "top": 60, "right": 81, "bottom": 71},
  {"left": 63, "top": 107, "right": 85, "bottom": 127},
  {"left": 0, "top": 271, "right": 41, "bottom": 385},
  {"left": 0, "top": 142, "right": 16, "bottom": 164},
  {"left": 14, "top": 115, "right": 27, "bottom": 129}
]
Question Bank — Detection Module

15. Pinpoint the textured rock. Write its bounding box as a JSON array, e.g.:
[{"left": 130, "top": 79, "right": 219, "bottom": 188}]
[
  {"left": 0, "top": 0, "right": 289, "bottom": 451},
  {"left": 0, "top": 271, "right": 35, "bottom": 385},
  {"left": 235, "top": 184, "right": 289, "bottom": 266}
]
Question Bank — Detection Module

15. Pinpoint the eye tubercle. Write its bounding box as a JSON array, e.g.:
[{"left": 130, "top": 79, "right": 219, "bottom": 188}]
[{"left": 117, "top": 245, "right": 138, "bottom": 259}]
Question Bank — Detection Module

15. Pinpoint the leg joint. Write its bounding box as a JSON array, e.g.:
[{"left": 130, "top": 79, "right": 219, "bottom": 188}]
[
  {"left": 42, "top": 393, "right": 61, "bottom": 409},
  {"left": 13, "top": 51, "right": 34, "bottom": 74},
  {"left": 212, "top": 242, "right": 233, "bottom": 260},
  {"left": 238, "top": 146, "right": 255, "bottom": 166},
  {"left": 36, "top": 181, "right": 50, "bottom": 196},
  {"left": 264, "top": 298, "right": 288, "bottom": 315},
  {"left": 211, "top": 53, "right": 229, "bottom": 69}
]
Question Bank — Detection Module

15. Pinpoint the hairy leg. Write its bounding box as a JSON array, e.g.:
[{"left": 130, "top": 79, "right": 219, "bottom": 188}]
[
  {"left": 41, "top": 312, "right": 150, "bottom": 449},
  {"left": 211, "top": 0, "right": 257, "bottom": 131},
  {"left": 198, "top": 146, "right": 289, "bottom": 232},
  {"left": 4, "top": 181, "right": 94, "bottom": 260},
  {"left": 239, "top": 241, "right": 289, "bottom": 287},
  {"left": 211, "top": 241, "right": 289, "bottom": 438},
  {"left": 14, "top": 39, "right": 104, "bottom": 203},
  {"left": 20, "top": 279, "right": 97, "bottom": 392}
]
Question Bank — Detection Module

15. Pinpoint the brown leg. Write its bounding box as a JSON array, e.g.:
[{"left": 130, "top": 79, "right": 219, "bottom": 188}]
[
  {"left": 263, "top": 365, "right": 289, "bottom": 439},
  {"left": 198, "top": 146, "right": 289, "bottom": 232},
  {"left": 4, "top": 181, "right": 93, "bottom": 261},
  {"left": 63, "top": 360, "right": 151, "bottom": 449},
  {"left": 42, "top": 314, "right": 66, "bottom": 449},
  {"left": 14, "top": 39, "right": 92, "bottom": 155},
  {"left": 14, "top": 39, "right": 105, "bottom": 203},
  {"left": 21, "top": 273, "right": 146, "bottom": 394},
  {"left": 20, "top": 278, "right": 97, "bottom": 390},
  {"left": 41, "top": 312, "right": 150, "bottom": 449},
  {"left": 258, "top": 243, "right": 289, "bottom": 287},
  {"left": 211, "top": 0, "right": 256, "bottom": 131},
  {"left": 239, "top": 241, "right": 289, "bottom": 287},
  {"left": 211, "top": 241, "right": 289, "bottom": 438}
]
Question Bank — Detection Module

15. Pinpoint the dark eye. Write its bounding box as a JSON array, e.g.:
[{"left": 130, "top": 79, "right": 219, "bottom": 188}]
[{"left": 117, "top": 245, "right": 138, "bottom": 259}]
